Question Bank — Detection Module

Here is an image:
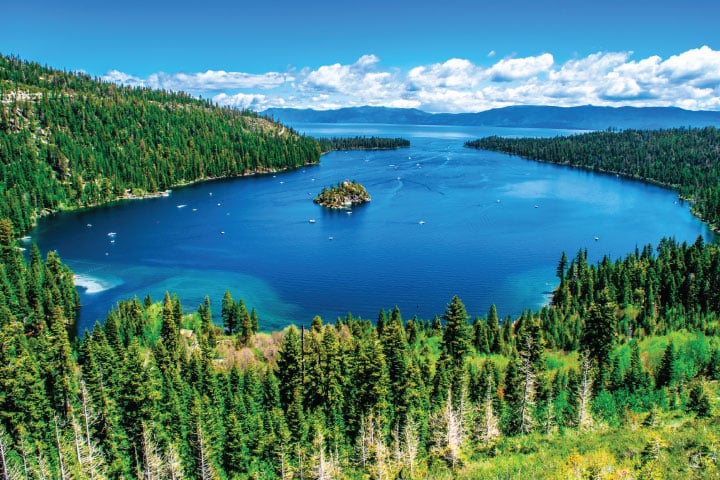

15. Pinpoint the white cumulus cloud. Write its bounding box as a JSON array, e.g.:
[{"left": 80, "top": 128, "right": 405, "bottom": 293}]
[
  {"left": 103, "top": 69, "right": 290, "bottom": 95},
  {"left": 103, "top": 47, "right": 720, "bottom": 113},
  {"left": 487, "top": 53, "right": 554, "bottom": 82}
]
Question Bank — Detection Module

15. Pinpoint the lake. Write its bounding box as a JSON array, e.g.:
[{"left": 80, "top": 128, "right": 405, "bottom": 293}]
[{"left": 30, "top": 123, "right": 716, "bottom": 333}]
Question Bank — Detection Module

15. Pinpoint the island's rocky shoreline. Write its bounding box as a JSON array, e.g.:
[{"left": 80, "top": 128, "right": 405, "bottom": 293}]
[{"left": 314, "top": 180, "right": 371, "bottom": 209}]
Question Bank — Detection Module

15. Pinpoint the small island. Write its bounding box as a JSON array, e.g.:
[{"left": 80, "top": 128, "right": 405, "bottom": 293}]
[{"left": 314, "top": 180, "right": 371, "bottom": 209}]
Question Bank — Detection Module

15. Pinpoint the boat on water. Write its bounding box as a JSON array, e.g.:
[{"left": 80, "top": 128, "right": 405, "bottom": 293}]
[
  {"left": 309, "top": 219, "right": 316, "bottom": 224},
  {"left": 594, "top": 236, "right": 600, "bottom": 241},
  {"left": 177, "top": 204, "right": 187, "bottom": 208},
  {"left": 107, "top": 232, "right": 117, "bottom": 237},
  {"left": 418, "top": 220, "right": 425, "bottom": 225},
  {"left": 20, "top": 235, "right": 31, "bottom": 242}
]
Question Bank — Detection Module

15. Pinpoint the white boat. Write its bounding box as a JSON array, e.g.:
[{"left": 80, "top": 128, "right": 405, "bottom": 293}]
[
  {"left": 86, "top": 223, "right": 92, "bottom": 227},
  {"left": 594, "top": 236, "right": 600, "bottom": 241},
  {"left": 220, "top": 231, "right": 225, "bottom": 235},
  {"left": 328, "top": 236, "right": 334, "bottom": 240},
  {"left": 107, "top": 232, "right": 117, "bottom": 237},
  {"left": 20, "top": 235, "right": 31, "bottom": 242},
  {"left": 419, "top": 220, "right": 425, "bottom": 225},
  {"left": 309, "top": 219, "right": 316, "bottom": 223},
  {"left": 177, "top": 204, "right": 187, "bottom": 208}
]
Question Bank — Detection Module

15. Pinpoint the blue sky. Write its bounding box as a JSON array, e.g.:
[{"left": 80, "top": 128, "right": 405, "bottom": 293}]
[{"left": 2, "top": 0, "right": 719, "bottom": 112}]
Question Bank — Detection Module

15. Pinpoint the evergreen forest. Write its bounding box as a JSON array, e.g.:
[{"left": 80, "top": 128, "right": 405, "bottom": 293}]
[
  {"left": 317, "top": 137, "right": 410, "bottom": 152},
  {"left": 0, "top": 54, "right": 321, "bottom": 235},
  {"left": 466, "top": 128, "right": 720, "bottom": 229},
  {"left": 1, "top": 54, "right": 720, "bottom": 478}
]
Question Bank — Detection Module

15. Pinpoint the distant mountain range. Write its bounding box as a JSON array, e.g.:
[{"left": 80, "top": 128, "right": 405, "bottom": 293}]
[{"left": 262, "top": 105, "right": 720, "bottom": 130}]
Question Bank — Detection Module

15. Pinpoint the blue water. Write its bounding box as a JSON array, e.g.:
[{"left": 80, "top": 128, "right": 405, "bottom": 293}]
[{"left": 30, "top": 123, "right": 716, "bottom": 333}]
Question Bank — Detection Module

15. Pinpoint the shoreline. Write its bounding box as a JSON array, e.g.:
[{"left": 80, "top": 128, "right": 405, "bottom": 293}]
[
  {"left": 24, "top": 144, "right": 393, "bottom": 235},
  {"left": 481, "top": 150, "right": 720, "bottom": 236},
  {"left": 27, "top": 160, "right": 320, "bottom": 231}
]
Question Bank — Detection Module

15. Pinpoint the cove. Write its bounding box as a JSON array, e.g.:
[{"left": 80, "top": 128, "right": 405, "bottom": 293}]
[{"left": 30, "top": 124, "right": 716, "bottom": 333}]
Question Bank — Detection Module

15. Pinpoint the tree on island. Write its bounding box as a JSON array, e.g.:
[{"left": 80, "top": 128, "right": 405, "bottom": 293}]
[{"left": 314, "top": 180, "right": 371, "bottom": 209}]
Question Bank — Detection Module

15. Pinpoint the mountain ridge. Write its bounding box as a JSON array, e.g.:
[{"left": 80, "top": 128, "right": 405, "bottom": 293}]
[{"left": 263, "top": 105, "right": 720, "bottom": 130}]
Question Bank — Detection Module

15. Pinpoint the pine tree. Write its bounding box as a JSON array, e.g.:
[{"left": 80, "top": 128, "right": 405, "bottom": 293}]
[
  {"left": 687, "top": 380, "right": 712, "bottom": 418},
  {"left": 440, "top": 296, "right": 470, "bottom": 369},
  {"left": 350, "top": 331, "right": 390, "bottom": 430},
  {"left": 47, "top": 306, "right": 79, "bottom": 417},
  {"left": 277, "top": 325, "right": 304, "bottom": 411},
  {"left": 624, "top": 339, "right": 647, "bottom": 393},
  {"left": 487, "top": 304, "right": 503, "bottom": 354},
  {"left": 581, "top": 298, "right": 616, "bottom": 373},
  {"left": 656, "top": 341, "right": 679, "bottom": 388},
  {"left": 381, "top": 313, "right": 408, "bottom": 422},
  {"left": 221, "top": 290, "right": 236, "bottom": 335},
  {"left": 237, "top": 299, "right": 253, "bottom": 347},
  {"left": 250, "top": 307, "right": 259, "bottom": 334},
  {"left": 161, "top": 291, "right": 180, "bottom": 358},
  {"left": 222, "top": 413, "right": 249, "bottom": 478},
  {"left": 472, "top": 317, "right": 490, "bottom": 354}
]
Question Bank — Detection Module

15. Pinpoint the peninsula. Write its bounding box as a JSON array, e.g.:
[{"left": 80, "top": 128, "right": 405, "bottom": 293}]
[{"left": 314, "top": 180, "right": 371, "bottom": 209}]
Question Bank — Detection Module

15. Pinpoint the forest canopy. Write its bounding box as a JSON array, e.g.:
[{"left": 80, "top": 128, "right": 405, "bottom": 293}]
[
  {"left": 466, "top": 127, "right": 720, "bottom": 229},
  {"left": 0, "top": 53, "right": 321, "bottom": 235}
]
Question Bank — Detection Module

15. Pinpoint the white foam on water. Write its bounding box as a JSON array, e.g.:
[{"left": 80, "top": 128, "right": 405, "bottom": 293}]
[{"left": 73, "top": 273, "right": 120, "bottom": 294}]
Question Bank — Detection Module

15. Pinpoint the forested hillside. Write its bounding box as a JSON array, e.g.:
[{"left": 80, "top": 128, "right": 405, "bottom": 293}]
[
  {"left": 467, "top": 128, "right": 720, "bottom": 229},
  {"left": 0, "top": 233, "right": 719, "bottom": 478},
  {"left": 0, "top": 54, "right": 321, "bottom": 234},
  {"left": 317, "top": 136, "right": 410, "bottom": 152},
  {"left": 1, "top": 54, "right": 720, "bottom": 479}
]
